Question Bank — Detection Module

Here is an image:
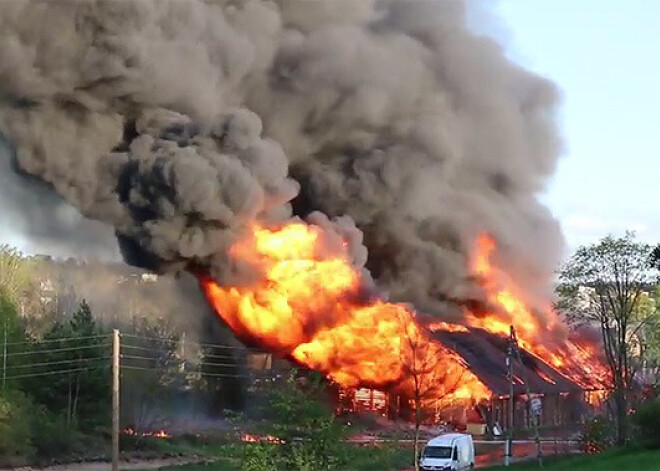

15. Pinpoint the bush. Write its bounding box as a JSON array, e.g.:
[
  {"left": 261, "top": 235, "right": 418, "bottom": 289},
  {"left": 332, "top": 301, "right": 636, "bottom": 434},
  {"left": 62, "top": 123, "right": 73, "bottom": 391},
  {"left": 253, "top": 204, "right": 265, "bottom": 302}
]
[
  {"left": 242, "top": 443, "right": 279, "bottom": 471},
  {"left": 30, "top": 411, "right": 87, "bottom": 459},
  {"left": 241, "top": 371, "right": 347, "bottom": 471},
  {"left": 581, "top": 415, "right": 615, "bottom": 453},
  {"left": 0, "top": 392, "right": 35, "bottom": 465},
  {"left": 632, "top": 398, "right": 660, "bottom": 448}
]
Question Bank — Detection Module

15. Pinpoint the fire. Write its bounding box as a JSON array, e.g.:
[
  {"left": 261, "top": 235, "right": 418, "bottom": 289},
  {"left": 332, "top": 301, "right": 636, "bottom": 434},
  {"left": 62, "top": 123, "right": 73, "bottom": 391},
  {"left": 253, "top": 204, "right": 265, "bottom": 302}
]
[
  {"left": 200, "top": 222, "right": 490, "bottom": 406},
  {"left": 122, "top": 428, "right": 170, "bottom": 439},
  {"left": 199, "top": 222, "right": 609, "bottom": 415},
  {"left": 241, "top": 433, "right": 284, "bottom": 444},
  {"left": 467, "top": 234, "right": 611, "bottom": 395}
]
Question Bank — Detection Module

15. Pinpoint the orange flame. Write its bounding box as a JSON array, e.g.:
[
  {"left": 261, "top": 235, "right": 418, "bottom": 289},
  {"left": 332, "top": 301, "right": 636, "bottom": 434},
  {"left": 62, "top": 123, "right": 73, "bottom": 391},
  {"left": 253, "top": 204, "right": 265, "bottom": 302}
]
[
  {"left": 122, "top": 428, "right": 170, "bottom": 439},
  {"left": 200, "top": 223, "right": 490, "bottom": 407},
  {"left": 241, "top": 433, "right": 284, "bottom": 444},
  {"left": 467, "top": 234, "right": 611, "bottom": 398},
  {"left": 199, "top": 224, "right": 609, "bottom": 413}
]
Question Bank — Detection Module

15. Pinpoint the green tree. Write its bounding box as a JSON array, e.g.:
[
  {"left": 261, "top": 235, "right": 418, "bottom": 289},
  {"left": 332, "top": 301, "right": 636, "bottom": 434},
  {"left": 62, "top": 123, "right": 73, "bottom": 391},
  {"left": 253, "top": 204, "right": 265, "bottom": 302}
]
[
  {"left": 0, "top": 391, "right": 35, "bottom": 464},
  {"left": 556, "top": 233, "right": 659, "bottom": 445},
  {"left": 24, "top": 300, "right": 109, "bottom": 431},
  {"left": 243, "top": 371, "right": 346, "bottom": 471},
  {"left": 0, "top": 245, "right": 33, "bottom": 304},
  {"left": 0, "top": 294, "right": 28, "bottom": 393}
]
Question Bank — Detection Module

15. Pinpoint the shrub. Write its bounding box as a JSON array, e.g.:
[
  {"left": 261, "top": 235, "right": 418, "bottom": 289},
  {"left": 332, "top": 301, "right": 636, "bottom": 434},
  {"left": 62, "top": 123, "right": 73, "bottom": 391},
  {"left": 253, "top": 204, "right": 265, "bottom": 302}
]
[
  {"left": 581, "top": 415, "right": 615, "bottom": 453},
  {"left": 0, "top": 392, "right": 35, "bottom": 465},
  {"left": 632, "top": 398, "right": 660, "bottom": 448},
  {"left": 241, "top": 443, "right": 279, "bottom": 471},
  {"left": 30, "top": 411, "right": 87, "bottom": 459}
]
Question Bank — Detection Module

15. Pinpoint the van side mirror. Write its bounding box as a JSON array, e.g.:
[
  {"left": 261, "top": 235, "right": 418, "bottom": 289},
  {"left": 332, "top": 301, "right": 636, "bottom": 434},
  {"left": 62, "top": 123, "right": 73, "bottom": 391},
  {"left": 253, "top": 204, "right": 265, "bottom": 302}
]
[{"left": 452, "top": 446, "right": 458, "bottom": 461}]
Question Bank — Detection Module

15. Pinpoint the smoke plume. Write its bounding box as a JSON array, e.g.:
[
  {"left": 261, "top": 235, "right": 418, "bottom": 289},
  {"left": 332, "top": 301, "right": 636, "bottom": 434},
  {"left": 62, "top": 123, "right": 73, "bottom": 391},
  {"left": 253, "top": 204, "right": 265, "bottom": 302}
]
[{"left": 0, "top": 0, "right": 564, "bottom": 322}]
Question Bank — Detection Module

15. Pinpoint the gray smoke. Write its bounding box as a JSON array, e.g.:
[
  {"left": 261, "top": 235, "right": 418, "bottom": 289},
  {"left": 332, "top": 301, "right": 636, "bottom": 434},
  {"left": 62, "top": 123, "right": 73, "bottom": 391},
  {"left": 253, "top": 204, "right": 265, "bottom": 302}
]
[{"left": 0, "top": 0, "right": 564, "bottom": 322}]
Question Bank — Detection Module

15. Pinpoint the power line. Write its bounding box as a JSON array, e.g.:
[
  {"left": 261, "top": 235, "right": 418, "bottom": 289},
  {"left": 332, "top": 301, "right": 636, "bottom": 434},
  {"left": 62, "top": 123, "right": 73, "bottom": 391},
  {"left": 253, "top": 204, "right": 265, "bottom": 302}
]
[
  {"left": 120, "top": 365, "right": 251, "bottom": 379},
  {"left": 121, "top": 354, "right": 246, "bottom": 369},
  {"left": 5, "top": 356, "right": 110, "bottom": 370},
  {"left": 4, "top": 365, "right": 109, "bottom": 381},
  {"left": 120, "top": 354, "right": 179, "bottom": 363},
  {"left": 4, "top": 333, "right": 110, "bottom": 347},
  {"left": 5, "top": 343, "right": 110, "bottom": 357},
  {"left": 121, "top": 344, "right": 254, "bottom": 361},
  {"left": 121, "top": 333, "right": 263, "bottom": 351}
]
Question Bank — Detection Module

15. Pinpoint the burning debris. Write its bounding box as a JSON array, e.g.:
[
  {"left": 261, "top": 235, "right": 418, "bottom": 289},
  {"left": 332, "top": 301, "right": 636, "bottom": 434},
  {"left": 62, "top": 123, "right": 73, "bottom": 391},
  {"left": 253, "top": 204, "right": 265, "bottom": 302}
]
[
  {"left": 0, "top": 0, "right": 606, "bottom": 418},
  {"left": 241, "top": 433, "right": 284, "bottom": 444},
  {"left": 123, "top": 428, "right": 170, "bottom": 439}
]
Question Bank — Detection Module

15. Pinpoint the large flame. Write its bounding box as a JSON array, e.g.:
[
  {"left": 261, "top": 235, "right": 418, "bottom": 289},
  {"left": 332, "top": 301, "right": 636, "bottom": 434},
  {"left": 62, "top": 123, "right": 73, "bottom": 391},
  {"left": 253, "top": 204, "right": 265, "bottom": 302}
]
[
  {"left": 199, "top": 223, "right": 609, "bottom": 413},
  {"left": 467, "top": 234, "right": 611, "bottom": 395},
  {"left": 200, "top": 222, "right": 490, "bottom": 407}
]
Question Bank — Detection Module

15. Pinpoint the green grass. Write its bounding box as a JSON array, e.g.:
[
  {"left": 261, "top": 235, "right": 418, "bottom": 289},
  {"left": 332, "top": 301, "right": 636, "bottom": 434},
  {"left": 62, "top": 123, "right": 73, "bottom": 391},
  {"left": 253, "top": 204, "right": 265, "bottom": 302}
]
[
  {"left": 487, "top": 447, "right": 660, "bottom": 470},
  {"left": 152, "top": 442, "right": 414, "bottom": 471}
]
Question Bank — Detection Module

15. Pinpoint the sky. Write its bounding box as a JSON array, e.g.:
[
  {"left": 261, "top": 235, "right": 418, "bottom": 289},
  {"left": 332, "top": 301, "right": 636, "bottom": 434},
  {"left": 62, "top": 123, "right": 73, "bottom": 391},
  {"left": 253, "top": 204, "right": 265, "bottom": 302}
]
[
  {"left": 495, "top": 0, "right": 660, "bottom": 253},
  {"left": 1, "top": 1, "right": 658, "bottom": 259}
]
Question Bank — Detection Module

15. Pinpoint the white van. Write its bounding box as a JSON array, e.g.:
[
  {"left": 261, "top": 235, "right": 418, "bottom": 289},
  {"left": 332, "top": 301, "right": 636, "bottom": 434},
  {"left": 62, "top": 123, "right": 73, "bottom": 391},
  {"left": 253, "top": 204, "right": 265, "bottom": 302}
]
[{"left": 419, "top": 433, "right": 475, "bottom": 471}]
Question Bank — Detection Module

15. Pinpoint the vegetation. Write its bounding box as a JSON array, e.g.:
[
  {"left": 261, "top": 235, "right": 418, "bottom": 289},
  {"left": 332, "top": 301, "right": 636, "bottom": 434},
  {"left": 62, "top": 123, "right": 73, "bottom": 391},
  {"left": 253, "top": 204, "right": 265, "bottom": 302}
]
[
  {"left": 631, "top": 397, "right": 660, "bottom": 448},
  {"left": 580, "top": 415, "right": 615, "bottom": 453},
  {"left": 487, "top": 447, "right": 660, "bottom": 470},
  {"left": 151, "top": 442, "right": 413, "bottom": 471},
  {"left": 238, "top": 371, "right": 347, "bottom": 471},
  {"left": 556, "top": 232, "right": 660, "bottom": 444}
]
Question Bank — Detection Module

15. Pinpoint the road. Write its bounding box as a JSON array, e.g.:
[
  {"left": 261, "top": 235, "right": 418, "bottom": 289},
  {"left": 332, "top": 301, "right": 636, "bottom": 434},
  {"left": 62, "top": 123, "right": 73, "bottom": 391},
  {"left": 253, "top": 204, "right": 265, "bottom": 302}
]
[{"left": 393, "top": 439, "right": 581, "bottom": 470}]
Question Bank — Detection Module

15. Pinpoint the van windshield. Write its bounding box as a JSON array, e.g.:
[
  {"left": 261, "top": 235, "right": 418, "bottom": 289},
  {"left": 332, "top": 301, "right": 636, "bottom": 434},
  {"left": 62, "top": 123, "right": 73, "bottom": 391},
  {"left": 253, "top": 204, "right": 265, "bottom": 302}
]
[{"left": 422, "top": 446, "right": 453, "bottom": 459}]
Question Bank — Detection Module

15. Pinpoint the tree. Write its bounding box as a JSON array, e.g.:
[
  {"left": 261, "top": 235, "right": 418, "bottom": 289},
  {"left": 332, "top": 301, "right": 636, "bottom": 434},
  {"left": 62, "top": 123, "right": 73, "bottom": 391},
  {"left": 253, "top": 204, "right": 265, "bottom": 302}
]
[
  {"left": 651, "top": 244, "right": 660, "bottom": 270},
  {"left": 120, "top": 316, "right": 185, "bottom": 433},
  {"left": 398, "top": 314, "right": 466, "bottom": 471},
  {"left": 24, "top": 300, "right": 109, "bottom": 431},
  {"left": 242, "top": 370, "right": 346, "bottom": 471},
  {"left": 0, "top": 245, "right": 33, "bottom": 304},
  {"left": 555, "top": 233, "right": 659, "bottom": 445}
]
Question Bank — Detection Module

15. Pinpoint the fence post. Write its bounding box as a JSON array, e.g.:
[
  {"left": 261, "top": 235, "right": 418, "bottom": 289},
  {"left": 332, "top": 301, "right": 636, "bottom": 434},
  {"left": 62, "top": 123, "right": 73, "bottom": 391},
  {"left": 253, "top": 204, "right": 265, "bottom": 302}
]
[{"left": 112, "top": 329, "right": 120, "bottom": 471}]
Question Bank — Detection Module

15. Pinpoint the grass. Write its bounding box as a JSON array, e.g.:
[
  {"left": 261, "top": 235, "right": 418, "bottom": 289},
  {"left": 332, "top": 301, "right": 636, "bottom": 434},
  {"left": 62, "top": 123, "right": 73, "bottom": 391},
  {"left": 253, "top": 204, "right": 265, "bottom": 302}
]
[
  {"left": 486, "top": 447, "right": 660, "bottom": 470},
  {"left": 150, "top": 441, "right": 414, "bottom": 471}
]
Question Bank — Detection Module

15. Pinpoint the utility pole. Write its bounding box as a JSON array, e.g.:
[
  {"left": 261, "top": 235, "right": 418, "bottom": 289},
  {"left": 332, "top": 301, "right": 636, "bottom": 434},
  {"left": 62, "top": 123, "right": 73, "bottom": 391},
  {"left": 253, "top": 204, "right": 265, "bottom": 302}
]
[
  {"left": 505, "top": 326, "right": 514, "bottom": 466},
  {"left": 112, "top": 329, "right": 120, "bottom": 471},
  {"left": 508, "top": 326, "right": 543, "bottom": 467}
]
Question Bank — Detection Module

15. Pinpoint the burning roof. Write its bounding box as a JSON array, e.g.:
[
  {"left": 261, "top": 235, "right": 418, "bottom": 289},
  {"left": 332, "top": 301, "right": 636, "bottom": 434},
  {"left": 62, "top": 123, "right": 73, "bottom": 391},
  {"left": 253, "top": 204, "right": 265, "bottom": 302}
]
[{"left": 432, "top": 326, "right": 580, "bottom": 396}]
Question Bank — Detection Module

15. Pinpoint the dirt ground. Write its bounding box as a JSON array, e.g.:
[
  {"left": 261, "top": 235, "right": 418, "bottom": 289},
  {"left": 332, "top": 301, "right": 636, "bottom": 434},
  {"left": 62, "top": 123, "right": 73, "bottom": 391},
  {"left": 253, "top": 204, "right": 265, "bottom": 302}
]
[{"left": 0, "top": 456, "right": 204, "bottom": 471}]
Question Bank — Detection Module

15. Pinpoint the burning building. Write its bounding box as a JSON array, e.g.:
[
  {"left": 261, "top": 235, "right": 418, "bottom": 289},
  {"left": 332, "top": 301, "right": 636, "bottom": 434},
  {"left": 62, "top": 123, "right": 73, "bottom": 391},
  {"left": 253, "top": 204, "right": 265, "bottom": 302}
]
[{"left": 0, "top": 0, "right": 609, "bottom": 430}]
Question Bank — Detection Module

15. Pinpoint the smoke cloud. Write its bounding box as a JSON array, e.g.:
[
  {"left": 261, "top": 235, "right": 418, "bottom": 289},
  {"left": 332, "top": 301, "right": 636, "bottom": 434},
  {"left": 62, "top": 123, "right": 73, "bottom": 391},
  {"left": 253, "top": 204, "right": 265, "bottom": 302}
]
[{"left": 0, "top": 0, "right": 564, "bottom": 321}]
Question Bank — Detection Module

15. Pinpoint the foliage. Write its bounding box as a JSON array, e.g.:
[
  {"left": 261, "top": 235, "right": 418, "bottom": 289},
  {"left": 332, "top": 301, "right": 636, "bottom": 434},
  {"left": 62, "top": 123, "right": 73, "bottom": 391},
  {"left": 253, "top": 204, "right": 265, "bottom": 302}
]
[
  {"left": 0, "top": 293, "right": 29, "bottom": 391},
  {"left": 241, "top": 443, "right": 278, "bottom": 471},
  {"left": 556, "top": 232, "right": 659, "bottom": 444},
  {"left": 0, "top": 391, "right": 35, "bottom": 465},
  {"left": 158, "top": 441, "right": 413, "bottom": 471},
  {"left": 487, "top": 446, "right": 660, "bottom": 470},
  {"left": 121, "top": 316, "right": 186, "bottom": 432},
  {"left": 632, "top": 398, "right": 660, "bottom": 449},
  {"left": 580, "top": 415, "right": 615, "bottom": 454},
  {"left": 0, "top": 245, "right": 34, "bottom": 303},
  {"left": 30, "top": 408, "right": 87, "bottom": 459},
  {"left": 22, "top": 300, "right": 110, "bottom": 432},
  {"left": 241, "top": 371, "right": 346, "bottom": 471}
]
